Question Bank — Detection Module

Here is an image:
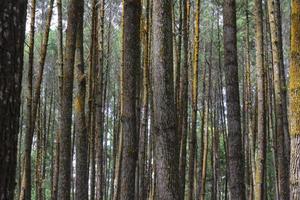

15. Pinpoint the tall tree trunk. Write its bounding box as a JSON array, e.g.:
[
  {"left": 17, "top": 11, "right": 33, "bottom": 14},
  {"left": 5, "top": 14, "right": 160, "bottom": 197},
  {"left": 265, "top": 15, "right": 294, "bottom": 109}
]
[
  {"left": 57, "top": 0, "right": 81, "bottom": 198},
  {"left": 20, "top": 1, "right": 54, "bottom": 199},
  {"left": 244, "top": 0, "right": 254, "bottom": 198},
  {"left": 152, "top": 0, "right": 180, "bottom": 199},
  {"left": 268, "top": 0, "right": 290, "bottom": 161},
  {"left": 223, "top": 0, "right": 246, "bottom": 199},
  {"left": 95, "top": 0, "right": 105, "bottom": 199},
  {"left": 120, "top": 0, "right": 141, "bottom": 199},
  {"left": 19, "top": 0, "right": 36, "bottom": 198},
  {"left": 53, "top": 0, "right": 63, "bottom": 197},
  {"left": 0, "top": 1, "right": 27, "bottom": 199},
  {"left": 267, "top": 0, "right": 290, "bottom": 198},
  {"left": 138, "top": 0, "right": 150, "bottom": 198},
  {"left": 196, "top": 46, "right": 207, "bottom": 200},
  {"left": 179, "top": 0, "right": 189, "bottom": 197},
  {"left": 254, "top": 0, "right": 267, "bottom": 199},
  {"left": 290, "top": 0, "right": 300, "bottom": 198},
  {"left": 188, "top": 0, "right": 200, "bottom": 199},
  {"left": 88, "top": 1, "right": 98, "bottom": 199},
  {"left": 74, "top": 0, "right": 88, "bottom": 198}
]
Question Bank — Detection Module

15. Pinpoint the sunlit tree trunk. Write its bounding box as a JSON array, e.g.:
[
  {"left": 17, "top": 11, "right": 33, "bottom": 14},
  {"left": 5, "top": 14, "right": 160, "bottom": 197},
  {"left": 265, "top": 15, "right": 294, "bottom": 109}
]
[
  {"left": 289, "top": 0, "right": 300, "bottom": 198},
  {"left": 188, "top": 0, "right": 200, "bottom": 199}
]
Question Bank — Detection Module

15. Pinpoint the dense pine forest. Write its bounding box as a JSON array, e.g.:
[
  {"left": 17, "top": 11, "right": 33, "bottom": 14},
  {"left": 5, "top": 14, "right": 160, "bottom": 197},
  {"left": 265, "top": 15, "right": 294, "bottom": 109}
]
[{"left": 0, "top": 0, "right": 300, "bottom": 199}]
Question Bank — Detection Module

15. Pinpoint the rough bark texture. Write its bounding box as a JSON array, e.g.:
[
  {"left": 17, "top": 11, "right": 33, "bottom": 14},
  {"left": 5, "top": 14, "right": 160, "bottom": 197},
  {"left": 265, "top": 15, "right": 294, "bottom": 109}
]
[
  {"left": 95, "top": 0, "right": 105, "bottom": 199},
  {"left": 0, "top": 1, "right": 27, "bottom": 199},
  {"left": 152, "top": 0, "right": 180, "bottom": 199},
  {"left": 290, "top": 0, "right": 300, "bottom": 198},
  {"left": 74, "top": 0, "right": 88, "bottom": 199},
  {"left": 267, "top": 0, "right": 290, "bottom": 199},
  {"left": 223, "top": 0, "right": 246, "bottom": 199},
  {"left": 254, "top": 0, "right": 267, "bottom": 199},
  {"left": 119, "top": 0, "right": 141, "bottom": 200},
  {"left": 268, "top": 2, "right": 289, "bottom": 199},
  {"left": 57, "top": 0, "right": 81, "bottom": 199},
  {"left": 188, "top": 0, "right": 200, "bottom": 199},
  {"left": 268, "top": 0, "right": 290, "bottom": 162}
]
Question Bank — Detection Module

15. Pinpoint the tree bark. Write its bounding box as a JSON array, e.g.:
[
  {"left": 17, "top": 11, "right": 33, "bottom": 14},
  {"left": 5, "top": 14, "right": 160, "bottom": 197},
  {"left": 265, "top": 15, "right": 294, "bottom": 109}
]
[
  {"left": 290, "top": 0, "right": 300, "bottom": 198},
  {"left": 223, "top": 0, "right": 246, "bottom": 199},
  {"left": 120, "top": 0, "right": 141, "bottom": 199},
  {"left": 20, "top": 1, "right": 54, "bottom": 199},
  {"left": 74, "top": 0, "right": 88, "bottom": 198},
  {"left": 19, "top": 0, "right": 36, "bottom": 198},
  {"left": 57, "top": 0, "right": 81, "bottom": 198},
  {"left": 188, "top": 0, "right": 200, "bottom": 199},
  {"left": 254, "top": 0, "right": 267, "bottom": 199},
  {"left": 0, "top": 1, "right": 27, "bottom": 199},
  {"left": 178, "top": 0, "right": 189, "bottom": 198},
  {"left": 152, "top": 0, "right": 180, "bottom": 199},
  {"left": 138, "top": 0, "right": 150, "bottom": 198}
]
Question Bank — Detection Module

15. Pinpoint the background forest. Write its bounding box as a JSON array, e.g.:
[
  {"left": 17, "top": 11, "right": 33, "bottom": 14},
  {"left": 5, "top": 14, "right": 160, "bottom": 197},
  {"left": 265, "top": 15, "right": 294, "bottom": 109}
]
[{"left": 0, "top": 0, "right": 299, "bottom": 200}]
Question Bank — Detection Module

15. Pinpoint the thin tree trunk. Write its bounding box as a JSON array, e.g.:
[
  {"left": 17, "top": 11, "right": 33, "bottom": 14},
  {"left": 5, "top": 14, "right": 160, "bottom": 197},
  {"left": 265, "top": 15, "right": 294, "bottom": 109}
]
[
  {"left": 268, "top": 1, "right": 290, "bottom": 199},
  {"left": 254, "top": 0, "right": 267, "bottom": 199},
  {"left": 20, "top": 1, "right": 54, "bottom": 199},
  {"left": 289, "top": 0, "right": 300, "bottom": 198},
  {"left": 35, "top": 102, "right": 43, "bottom": 200},
  {"left": 179, "top": 0, "right": 189, "bottom": 197},
  {"left": 95, "top": 1, "right": 105, "bottom": 199},
  {"left": 19, "top": 0, "right": 36, "bottom": 198},
  {"left": 175, "top": 0, "right": 183, "bottom": 113},
  {"left": 138, "top": 0, "right": 150, "bottom": 198},
  {"left": 188, "top": 0, "right": 200, "bottom": 199}
]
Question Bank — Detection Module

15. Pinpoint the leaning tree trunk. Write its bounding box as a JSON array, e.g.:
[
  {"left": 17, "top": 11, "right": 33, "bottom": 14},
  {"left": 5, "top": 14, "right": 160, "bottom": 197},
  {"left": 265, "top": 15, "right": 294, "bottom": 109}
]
[
  {"left": 20, "top": 1, "right": 54, "bottom": 199},
  {"left": 152, "top": 0, "right": 181, "bottom": 199},
  {"left": 119, "top": 0, "right": 141, "bottom": 200},
  {"left": 223, "top": 0, "right": 246, "bottom": 199},
  {"left": 0, "top": 1, "right": 27, "bottom": 199},
  {"left": 290, "top": 0, "right": 300, "bottom": 198}
]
